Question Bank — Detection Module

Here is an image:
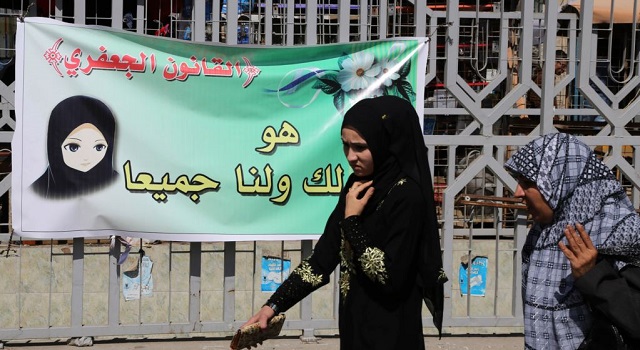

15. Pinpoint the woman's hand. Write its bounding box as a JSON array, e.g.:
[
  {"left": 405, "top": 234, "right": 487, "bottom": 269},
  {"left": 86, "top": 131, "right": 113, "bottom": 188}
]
[
  {"left": 558, "top": 223, "right": 598, "bottom": 279},
  {"left": 240, "top": 305, "right": 275, "bottom": 330},
  {"left": 345, "top": 180, "right": 374, "bottom": 218}
]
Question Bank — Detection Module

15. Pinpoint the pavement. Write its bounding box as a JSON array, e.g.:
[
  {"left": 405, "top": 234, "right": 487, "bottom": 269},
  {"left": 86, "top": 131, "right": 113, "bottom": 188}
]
[{"left": 2, "top": 335, "right": 524, "bottom": 350}]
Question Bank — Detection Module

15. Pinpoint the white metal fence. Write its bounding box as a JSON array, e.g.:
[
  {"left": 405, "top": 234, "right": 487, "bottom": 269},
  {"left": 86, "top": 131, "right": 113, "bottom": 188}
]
[{"left": 1, "top": 0, "right": 639, "bottom": 343}]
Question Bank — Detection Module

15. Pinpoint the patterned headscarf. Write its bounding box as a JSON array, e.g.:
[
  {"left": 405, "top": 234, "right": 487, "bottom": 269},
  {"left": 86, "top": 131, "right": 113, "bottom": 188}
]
[{"left": 504, "top": 133, "right": 640, "bottom": 349}]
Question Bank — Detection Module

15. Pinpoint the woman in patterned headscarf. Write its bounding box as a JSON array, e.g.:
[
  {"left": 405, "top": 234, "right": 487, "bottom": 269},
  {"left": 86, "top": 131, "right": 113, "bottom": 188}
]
[
  {"left": 504, "top": 133, "right": 640, "bottom": 349},
  {"left": 242, "top": 95, "right": 447, "bottom": 349}
]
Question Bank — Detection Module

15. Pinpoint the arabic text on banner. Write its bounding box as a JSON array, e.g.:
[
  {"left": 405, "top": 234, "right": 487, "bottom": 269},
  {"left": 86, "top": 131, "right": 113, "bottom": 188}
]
[{"left": 13, "top": 18, "right": 428, "bottom": 241}]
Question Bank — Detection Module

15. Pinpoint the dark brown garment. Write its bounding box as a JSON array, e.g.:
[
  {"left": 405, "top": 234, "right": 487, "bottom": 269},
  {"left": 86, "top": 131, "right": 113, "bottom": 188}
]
[
  {"left": 575, "top": 260, "right": 640, "bottom": 348},
  {"left": 526, "top": 66, "right": 543, "bottom": 108}
]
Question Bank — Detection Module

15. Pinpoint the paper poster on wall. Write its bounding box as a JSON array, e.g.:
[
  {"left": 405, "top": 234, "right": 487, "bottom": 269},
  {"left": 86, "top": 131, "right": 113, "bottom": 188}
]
[
  {"left": 122, "top": 255, "right": 154, "bottom": 301},
  {"left": 459, "top": 255, "right": 488, "bottom": 296},
  {"left": 261, "top": 256, "right": 291, "bottom": 292}
]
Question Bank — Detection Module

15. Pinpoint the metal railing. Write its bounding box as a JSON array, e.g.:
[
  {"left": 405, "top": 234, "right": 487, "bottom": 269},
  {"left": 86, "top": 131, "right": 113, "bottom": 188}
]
[{"left": 1, "top": 0, "right": 639, "bottom": 343}]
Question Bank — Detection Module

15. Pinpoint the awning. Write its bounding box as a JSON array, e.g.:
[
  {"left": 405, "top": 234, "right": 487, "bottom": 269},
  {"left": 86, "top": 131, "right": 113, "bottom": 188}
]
[{"left": 567, "top": 0, "right": 640, "bottom": 24}]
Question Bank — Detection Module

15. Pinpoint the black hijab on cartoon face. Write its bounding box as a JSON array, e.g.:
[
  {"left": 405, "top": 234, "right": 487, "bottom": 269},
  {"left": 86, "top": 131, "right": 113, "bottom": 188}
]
[
  {"left": 33, "top": 95, "right": 117, "bottom": 198},
  {"left": 47, "top": 96, "right": 116, "bottom": 170}
]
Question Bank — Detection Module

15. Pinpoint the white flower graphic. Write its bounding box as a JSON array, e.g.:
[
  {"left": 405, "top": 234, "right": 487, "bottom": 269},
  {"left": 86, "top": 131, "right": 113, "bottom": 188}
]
[
  {"left": 337, "top": 52, "right": 381, "bottom": 92},
  {"left": 290, "top": 45, "right": 415, "bottom": 112},
  {"left": 377, "top": 58, "right": 401, "bottom": 87}
]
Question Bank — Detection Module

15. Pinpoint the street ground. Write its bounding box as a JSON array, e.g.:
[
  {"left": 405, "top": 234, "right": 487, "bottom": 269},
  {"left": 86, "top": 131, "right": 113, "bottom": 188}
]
[{"left": 3, "top": 335, "right": 524, "bottom": 350}]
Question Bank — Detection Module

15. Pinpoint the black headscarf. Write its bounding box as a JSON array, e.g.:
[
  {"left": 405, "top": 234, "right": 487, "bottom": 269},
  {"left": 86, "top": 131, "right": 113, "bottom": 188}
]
[
  {"left": 31, "top": 95, "right": 118, "bottom": 199},
  {"left": 338, "top": 95, "right": 447, "bottom": 335}
]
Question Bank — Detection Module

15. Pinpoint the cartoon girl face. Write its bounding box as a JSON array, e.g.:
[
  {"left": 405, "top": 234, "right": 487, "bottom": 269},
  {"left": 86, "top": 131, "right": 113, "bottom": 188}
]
[
  {"left": 61, "top": 122, "right": 109, "bottom": 172},
  {"left": 31, "top": 95, "right": 118, "bottom": 199}
]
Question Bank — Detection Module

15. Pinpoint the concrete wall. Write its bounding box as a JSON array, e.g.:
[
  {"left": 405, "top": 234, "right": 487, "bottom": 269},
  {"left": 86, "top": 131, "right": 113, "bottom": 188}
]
[{"left": 0, "top": 238, "right": 522, "bottom": 338}]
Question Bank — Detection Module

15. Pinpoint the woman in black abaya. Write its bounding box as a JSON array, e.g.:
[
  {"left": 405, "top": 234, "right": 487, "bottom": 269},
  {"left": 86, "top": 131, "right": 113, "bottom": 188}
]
[{"left": 243, "top": 95, "right": 447, "bottom": 349}]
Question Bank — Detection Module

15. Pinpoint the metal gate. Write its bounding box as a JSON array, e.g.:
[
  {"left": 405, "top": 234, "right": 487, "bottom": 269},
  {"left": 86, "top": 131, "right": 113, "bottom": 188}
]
[{"left": 1, "top": 0, "right": 639, "bottom": 342}]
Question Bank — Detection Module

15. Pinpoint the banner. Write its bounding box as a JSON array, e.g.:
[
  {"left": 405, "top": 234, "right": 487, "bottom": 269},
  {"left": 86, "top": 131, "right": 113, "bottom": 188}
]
[{"left": 13, "top": 18, "right": 427, "bottom": 241}]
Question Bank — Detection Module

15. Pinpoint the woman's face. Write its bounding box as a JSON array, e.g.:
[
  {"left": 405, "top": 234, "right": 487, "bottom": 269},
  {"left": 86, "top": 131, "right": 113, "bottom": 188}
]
[
  {"left": 514, "top": 178, "right": 554, "bottom": 224},
  {"left": 61, "top": 122, "right": 108, "bottom": 172},
  {"left": 341, "top": 127, "right": 374, "bottom": 177}
]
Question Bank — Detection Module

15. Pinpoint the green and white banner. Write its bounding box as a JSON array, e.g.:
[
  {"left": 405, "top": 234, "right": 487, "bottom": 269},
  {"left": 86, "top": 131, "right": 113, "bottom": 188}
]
[{"left": 13, "top": 17, "right": 427, "bottom": 241}]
